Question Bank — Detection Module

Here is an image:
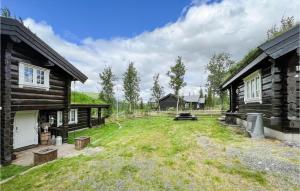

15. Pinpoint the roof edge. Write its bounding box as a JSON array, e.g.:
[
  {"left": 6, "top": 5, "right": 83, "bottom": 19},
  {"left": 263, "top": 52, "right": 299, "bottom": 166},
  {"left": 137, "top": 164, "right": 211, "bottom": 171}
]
[
  {"left": 221, "top": 52, "right": 268, "bottom": 89},
  {"left": 1, "top": 17, "right": 88, "bottom": 83}
]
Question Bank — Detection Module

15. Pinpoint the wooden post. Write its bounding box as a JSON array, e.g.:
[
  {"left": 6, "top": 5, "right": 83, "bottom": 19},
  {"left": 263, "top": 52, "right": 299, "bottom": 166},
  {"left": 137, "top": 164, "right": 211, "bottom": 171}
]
[
  {"left": 230, "top": 85, "right": 233, "bottom": 112},
  {"left": 1, "top": 42, "right": 13, "bottom": 164},
  {"left": 62, "top": 80, "right": 71, "bottom": 142},
  {"left": 97, "top": 108, "right": 101, "bottom": 125},
  {"left": 88, "top": 108, "right": 92, "bottom": 128}
]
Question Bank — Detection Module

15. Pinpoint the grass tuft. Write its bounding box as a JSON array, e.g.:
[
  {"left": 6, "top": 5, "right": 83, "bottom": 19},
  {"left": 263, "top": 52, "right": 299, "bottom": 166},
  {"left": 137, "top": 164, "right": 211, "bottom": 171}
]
[
  {"left": 120, "top": 165, "right": 139, "bottom": 175},
  {"left": 204, "top": 159, "right": 266, "bottom": 185}
]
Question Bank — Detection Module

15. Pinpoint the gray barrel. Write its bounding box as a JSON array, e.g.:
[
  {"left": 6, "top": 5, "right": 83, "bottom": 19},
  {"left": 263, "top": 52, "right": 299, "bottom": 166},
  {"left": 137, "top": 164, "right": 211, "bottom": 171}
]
[{"left": 246, "top": 113, "right": 264, "bottom": 139}]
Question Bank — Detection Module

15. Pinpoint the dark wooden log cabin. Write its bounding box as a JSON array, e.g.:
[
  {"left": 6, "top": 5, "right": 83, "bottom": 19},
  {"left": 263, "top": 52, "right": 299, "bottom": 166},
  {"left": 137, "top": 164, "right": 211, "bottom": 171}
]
[
  {"left": 0, "top": 18, "right": 108, "bottom": 164},
  {"left": 159, "top": 93, "right": 178, "bottom": 111},
  {"left": 221, "top": 25, "right": 299, "bottom": 143},
  {"left": 69, "top": 104, "right": 109, "bottom": 131}
]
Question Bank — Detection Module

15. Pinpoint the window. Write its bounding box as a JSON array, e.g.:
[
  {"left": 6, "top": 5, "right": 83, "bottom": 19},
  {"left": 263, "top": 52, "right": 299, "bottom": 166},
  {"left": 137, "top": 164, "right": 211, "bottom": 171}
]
[
  {"left": 69, "top": 109, "right": 78, "bottom": 124},
  {"left": 37, "top": 70, "right": 45, "bottom": 85},
  {"left": 243, "top": 70, "right": 262, "bottom": 103},
  {"left": 19, "top": 62, "right": 50, "bottom": 90},
  {"left": 57, "top": 111, "right": 63, "bottom": 127}
]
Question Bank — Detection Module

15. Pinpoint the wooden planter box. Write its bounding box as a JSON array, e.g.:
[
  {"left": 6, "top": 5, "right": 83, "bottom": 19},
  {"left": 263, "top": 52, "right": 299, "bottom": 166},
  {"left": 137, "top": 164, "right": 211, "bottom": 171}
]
[
  {"left": 75, "top": 136, "right": 90, "bottom": 150},
  {"left": 33, "top": 148, "right": 57, "bottom": 166}
]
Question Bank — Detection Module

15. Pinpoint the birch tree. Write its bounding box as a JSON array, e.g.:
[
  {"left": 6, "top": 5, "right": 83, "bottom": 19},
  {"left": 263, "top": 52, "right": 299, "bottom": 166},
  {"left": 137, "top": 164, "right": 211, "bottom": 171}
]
[
  {"left": 99, "top": 66, "right": 116, "bottom": 116},
  {"left": 151, "top": 73, "right": 164, "bottom": 112},
  {"left": 167, "top": 56, "right": 186, "bottom": 113},
  {"left": 123, "top": 62, "right": 140, "bottom": 113}
]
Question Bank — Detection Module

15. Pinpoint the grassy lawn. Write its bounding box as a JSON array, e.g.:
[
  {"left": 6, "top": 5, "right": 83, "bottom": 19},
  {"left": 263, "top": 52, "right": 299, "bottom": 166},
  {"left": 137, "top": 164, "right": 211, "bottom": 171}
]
[
  {"left": 0, "top": 165, "right": 31, "bottom": 181},
  {"left": 1, "top": 116, "right": 298, "bottom": 190}
]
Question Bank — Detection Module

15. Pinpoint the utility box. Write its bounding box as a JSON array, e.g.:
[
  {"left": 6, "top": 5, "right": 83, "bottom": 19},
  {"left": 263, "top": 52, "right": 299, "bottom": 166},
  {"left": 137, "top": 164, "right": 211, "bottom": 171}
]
[{"left": 246, "top": 113, "right": 264, "bottom": 139}]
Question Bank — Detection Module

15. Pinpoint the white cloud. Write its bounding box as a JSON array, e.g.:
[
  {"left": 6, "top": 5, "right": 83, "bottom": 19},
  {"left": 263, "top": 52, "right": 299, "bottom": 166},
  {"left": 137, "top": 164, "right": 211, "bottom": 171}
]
[{"left": 23, "top": 0, "right": 300, "bottom": 101}]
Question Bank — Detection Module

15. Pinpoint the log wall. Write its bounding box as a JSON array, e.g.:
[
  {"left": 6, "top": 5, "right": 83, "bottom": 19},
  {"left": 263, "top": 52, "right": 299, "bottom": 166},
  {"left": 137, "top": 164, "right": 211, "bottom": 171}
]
[
  {"left": 10, "top": 46, "right": 71, "bottom": 111},
  {"left": 231, "top": 51, "right": 299, "bottom": 132}
]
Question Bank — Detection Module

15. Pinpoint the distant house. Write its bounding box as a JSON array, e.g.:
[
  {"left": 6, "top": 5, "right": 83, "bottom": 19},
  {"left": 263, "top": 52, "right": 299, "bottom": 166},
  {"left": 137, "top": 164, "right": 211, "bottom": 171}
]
[
  {"left": 221, "top": 25, "right": 299, "bottom": 143},
  {"left": 183, "top": 95, "right": 205, "bottom": 110},
  {"left": 159, "top": 93, "right": 205, "bottom": 111},
  {"left": 159, "top": 93, "right": 178, "bottom": 111}
]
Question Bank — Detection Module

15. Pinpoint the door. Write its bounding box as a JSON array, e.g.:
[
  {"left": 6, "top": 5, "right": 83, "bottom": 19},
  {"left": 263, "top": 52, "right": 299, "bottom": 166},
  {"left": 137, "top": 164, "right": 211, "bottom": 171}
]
[{"left": 13, "top": 110, "right": 39, "bottom": 149}]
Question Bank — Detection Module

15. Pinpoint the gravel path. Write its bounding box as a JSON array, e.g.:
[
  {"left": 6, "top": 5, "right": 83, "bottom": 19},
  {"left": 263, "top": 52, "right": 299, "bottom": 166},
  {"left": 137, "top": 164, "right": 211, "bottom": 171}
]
[
  {"left": 197, "top": 135, "right": 300, "bottom": 187},
  {"left": 227, "top": 144, "right": 300, "bottom": 186}
]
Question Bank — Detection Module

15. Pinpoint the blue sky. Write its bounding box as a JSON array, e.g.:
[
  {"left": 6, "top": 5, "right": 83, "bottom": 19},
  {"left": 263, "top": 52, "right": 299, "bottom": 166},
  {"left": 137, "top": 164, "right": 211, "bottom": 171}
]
[
  {"left": 2, "top": 0, "right": 195, "bottom": 41},
  {"left": 1, "top": 0, "right": 299, "bottom": 99}
]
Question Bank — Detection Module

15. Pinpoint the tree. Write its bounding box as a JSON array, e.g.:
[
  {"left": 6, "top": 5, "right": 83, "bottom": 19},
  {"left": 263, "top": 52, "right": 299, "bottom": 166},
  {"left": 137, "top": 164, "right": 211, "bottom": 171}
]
[
  {"left": 199, "top": 88, "right": 204, "bottom": 98},
  {"left": 151, "top": 73, "right": 164, "bottom": 111},
  {"left": 123, "top": 62, "right": 140, "bottom": 113},
  {"left": 267, "top": 16, "right": 295, "bottom": 40},
  {"left": 206, "top": 52, "right": 234, "bottom": 109},
  {"left": 1, "top": 7, "right": 11, "bottom": 18},
  {"left": 167, "top": 56, "right": 186, "bottom": 113},
  {"left": 99, "top": 66, "right": 116, "bottom": 116},
  {"left": 206, "top": 87, "right": 213, "bottom": 108},
  {"left": 139, "top": 99, "right": 144, "bottom": 110}
]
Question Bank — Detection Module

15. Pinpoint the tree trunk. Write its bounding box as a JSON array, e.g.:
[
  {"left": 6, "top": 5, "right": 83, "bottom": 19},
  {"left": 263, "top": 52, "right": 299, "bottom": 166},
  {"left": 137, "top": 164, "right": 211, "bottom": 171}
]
[
  {"left": 176, "top": 96, "right": 179, "bottom": 114},
  {"left": 158, "top": 101, "right": 161, "bottom": 113}
]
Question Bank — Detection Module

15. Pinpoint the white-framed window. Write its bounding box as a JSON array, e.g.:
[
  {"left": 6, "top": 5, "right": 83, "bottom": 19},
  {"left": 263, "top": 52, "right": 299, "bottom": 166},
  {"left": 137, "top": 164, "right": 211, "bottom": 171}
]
[
  {"left": 243, "top": 70, "right": 262, "bottom": 104},
  {"left": 69, "top": 109, "right": 78, "bottom": 124},
  {"left": 57, "top": 111, "right": 63, "bottom": 127},
  {"left": 19, "top": 62, "right": 50, "bottom": 90}
]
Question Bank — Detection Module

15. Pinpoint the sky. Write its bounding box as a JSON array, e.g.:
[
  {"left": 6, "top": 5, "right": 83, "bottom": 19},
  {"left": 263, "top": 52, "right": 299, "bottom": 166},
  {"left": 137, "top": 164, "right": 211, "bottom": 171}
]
[{"left": 1, "top": 0, "right": 300, "bottom": 101}]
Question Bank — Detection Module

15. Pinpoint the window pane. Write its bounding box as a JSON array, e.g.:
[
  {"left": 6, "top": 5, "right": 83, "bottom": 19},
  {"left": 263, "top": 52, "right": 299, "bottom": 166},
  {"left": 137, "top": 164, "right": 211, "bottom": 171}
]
[
  {"left": 256, "top": 77, "right": 259, "bottom": 97},
  {"left": 24, "top": 67, "right": 33, "bottom": 83},
  {"left": 70, "top": 110, "right": 75, "bottom": 122},
  {"left": 251, "top": 79, "right": 255, "bottom": 98},
  {"left": 40, "top": 71, "right": 44, "bottom": 84},
  {"left": 247, "top": 82, "right": 250, "bottom": 98},
  {"left": 37, "top": 70, "right": 41, "bottom": 84}
]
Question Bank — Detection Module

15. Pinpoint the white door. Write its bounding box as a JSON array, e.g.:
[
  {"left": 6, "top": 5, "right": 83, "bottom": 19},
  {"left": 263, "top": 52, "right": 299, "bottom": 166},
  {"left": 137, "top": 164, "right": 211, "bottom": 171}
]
[{"left": 13, "top": 110, "right": 39, "bottom": 149}]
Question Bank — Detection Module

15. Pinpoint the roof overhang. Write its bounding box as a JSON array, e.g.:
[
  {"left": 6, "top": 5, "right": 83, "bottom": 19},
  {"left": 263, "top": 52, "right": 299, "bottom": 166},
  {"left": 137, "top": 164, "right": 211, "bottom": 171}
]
[
  {"left": 159, "top": 93, "right": 177, "bottom": 102},
  {"left": 221, "top": 24, "right": 299, "bottom": 90},
  {"left": 221, "top": 52, "right": 268, "bottom": 90},
  {"left": 259, "top": 25, "right": 299, "bottom": 59},
  {"left": 1, "top": 17, "right": 88, "bottom": 83},
  {"left": 71, "top": 104, "right": 110, "bottom": 108}
]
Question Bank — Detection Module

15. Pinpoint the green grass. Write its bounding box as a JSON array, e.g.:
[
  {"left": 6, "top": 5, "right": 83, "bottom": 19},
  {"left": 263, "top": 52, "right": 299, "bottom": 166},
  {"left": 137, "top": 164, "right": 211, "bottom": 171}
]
[
  {"left": 71, "top": 92, "right": 105, "bottom": 104},
  {"left": 0, "top": 165, "right": 31, "bottom": 181},
  {"left": 204, "top": 159, "right": 266, "bottom": 185},
  {"left": 83, "top": 92, "right": 99, "bottom": 99},
  {"left": 1, "top": 117, "right": 297, "bottom": 190}
]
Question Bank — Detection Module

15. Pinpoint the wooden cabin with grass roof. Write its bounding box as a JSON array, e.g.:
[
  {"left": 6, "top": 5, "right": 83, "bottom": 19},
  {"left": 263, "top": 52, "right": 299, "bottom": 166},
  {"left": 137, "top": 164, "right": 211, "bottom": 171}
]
[{"left": 221, "top": 25, "right": 299, "bottom": 143}]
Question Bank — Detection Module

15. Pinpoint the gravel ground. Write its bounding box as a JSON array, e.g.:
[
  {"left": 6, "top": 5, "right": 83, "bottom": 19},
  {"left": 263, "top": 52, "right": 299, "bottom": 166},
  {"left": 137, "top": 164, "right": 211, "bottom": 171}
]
[
  {"left": 197, "top": 135, "right": 300, "bottom": 187},
  {"left": 227, "top": 144, "right": 300, "bottom": 186}
]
